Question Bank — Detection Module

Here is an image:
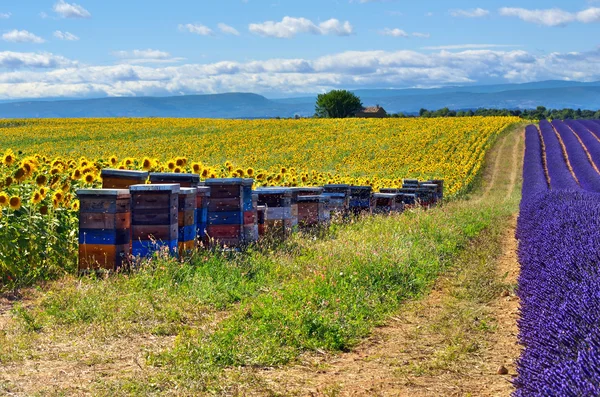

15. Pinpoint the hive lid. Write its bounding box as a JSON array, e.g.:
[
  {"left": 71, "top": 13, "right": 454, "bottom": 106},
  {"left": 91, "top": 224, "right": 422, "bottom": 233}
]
[
  {"left": 291, "top": 186, "right": 324, "bottom": 193},
  {"left": 76, "top": 188, "right": 130, "bottom": 198},
  {"left": 179, "top": 187, "right": 198, "bottom": 195},
  {"left": 297, "top": 195, "right": 326, "bottom": 202},
  {"left": 149, "top": 173, "right": 201, "bottom": 183},
  {"left": 130, "top": 184, "right": 180, "bottom": 193},
  {"left": 324, "top": 184, "right": 351, "bottom": 188},
  {"left": 254, "top": 187, "right": 292, "bottom": 195},
  {"left": 100, "top": 169, "right": 149, "bottom": 178},
  {"left": 204, "top": 178, "right": 253, "bottom": 186},
  {"left": 321, "top": 192, "right": 346, "bottom": 198},
  {"left": 373, "top": 193, "right": 399, "bottom": 198}
]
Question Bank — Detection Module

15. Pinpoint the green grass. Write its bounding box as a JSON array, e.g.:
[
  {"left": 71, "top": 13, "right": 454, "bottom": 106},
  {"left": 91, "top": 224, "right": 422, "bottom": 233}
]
[{"left": 0, "top": 125, "right": 525, "bottom": 395}]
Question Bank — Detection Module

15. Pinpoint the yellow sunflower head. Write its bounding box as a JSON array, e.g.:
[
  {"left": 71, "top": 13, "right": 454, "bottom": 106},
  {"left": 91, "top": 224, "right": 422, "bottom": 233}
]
[
  {"left": 109, "top": 156, "right": 118, "bottom": 165},
  {"left": 36, "top": 174, "right": 47, "bottom": 186},
  {"left": 3, "top": 150, "right": 15, "bottom": 166},
  {"left": 0, "top": 192, "right": 9, "bottom": 207},
  {"left": 192, "top": 162, "right": 202, "bottom": 173},
  {"left": 167, "top": 160, "right": 176, "bottom": 170},
  {"left": 9, "top": 196, "right": 22, "bottom": 210},
  {"left": 31, "top": 191, "right": 43, "bottom": 205},
  {"left": 142, "top": 158, "right": 152, "bottom": 171},
  {"left": 84, "top": 173, "right": 95, "bottom": 184},
  {"left": 4, "top": 176, "right": 13, "bottom": 187},
  {"left": 71, "top": 169, "right": 82, "bottom": 180}
]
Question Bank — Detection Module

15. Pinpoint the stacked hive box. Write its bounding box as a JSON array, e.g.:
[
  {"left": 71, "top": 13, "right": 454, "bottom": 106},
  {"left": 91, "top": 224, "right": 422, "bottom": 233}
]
[
  {"left": 297, "top": 195, "right": 329, "bottom": 227},
  {"left": 101, "top": 169, "right": 148, "bottom": 189},
  {"left": 204, "top": 178, "right": 253, "bottom": 247},
  {"left": 244, "top": 192, "right": 259, "bottom": 243},
  {"left": 349, "top": 186, "right": 372, "bottom": 215},
  {"left": 255, "top": 188, "right": 293, "bottom": 239},
  {"left": 292, "top": 187, "right": 324, "bottom": 197},
  {"left": 381, "top": 188, "right": 415, "bottom": 208},
  {"left": 322, "top": 184, "right": 351, "bottom": 217},
  {"left": 130, "top": 184, "right": 179, "bottom": 257},
  {"left": 148, "top": 173, "right": 210, "bottom": 243},
  {"left": 371, "top": 193, "right": 398, "bottom": 214},
  {"left": 418, "top": 183, "right": 438, "bottom": 206},
  {"left": 178, "top": 188, "right": 197, "bottom": 253},
  {"left": 77, "top": 189, "right": 131, "bottom": 272},
  {"left": 257, "top": 205, "right": 267, "bottom": 238}
]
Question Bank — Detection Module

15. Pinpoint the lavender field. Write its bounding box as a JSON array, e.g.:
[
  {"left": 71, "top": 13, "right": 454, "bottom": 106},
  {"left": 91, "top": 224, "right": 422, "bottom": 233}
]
[{"left": 516, "top": 119, "right": 600, "bottom": 394}]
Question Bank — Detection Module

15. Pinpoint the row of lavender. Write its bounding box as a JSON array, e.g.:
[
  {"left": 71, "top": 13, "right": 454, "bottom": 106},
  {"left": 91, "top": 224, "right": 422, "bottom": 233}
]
[{"left": 515, "top": 119, "right": 600, "bottom": 394}]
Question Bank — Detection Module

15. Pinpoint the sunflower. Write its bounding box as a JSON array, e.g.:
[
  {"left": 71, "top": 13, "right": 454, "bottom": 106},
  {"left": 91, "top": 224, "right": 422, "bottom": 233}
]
[
  {"left": 201, "top": 169, "right": 209, "bottom": 178},
  {"left": 0, "top": 193, "right": 8, "bottom": 207},
  {"left": 14, "top": 168, "right": 26, "bottom": 182},
  {"left": 52, "top": 191, "right": 64, "bottom": 203},
  {"left": 167, "top": 160, "right": 176, "bottom": 170},
  {"left": 173, "top": 167, "right": 182, "bottom": 173},
  {"left": 281, "top": 167, "right": 287, "bottom": 174},
  {"left": 246, "top": 168, "right": 255, "bottom": 177},
  {"left": 192, "top": 162, "right": 202, "bottom": 173},
  {"left": 175, "top": 158, "right": 186, "bottom": 167},
  {"left": 71, "top": 169, "right": 82, "bottom": 180},
  {"left": 9, "top": 196, "right": 21, "bottom": 210},
  {"left": 4, "top": 176, "right": 13, "bottom": 187},
  {"left": 35, "top": 174, "right": 48, "bottom": 186},
  {"left": 84, "top": 173, "right": 95, "bottom": 184},
  {"left": 31, "top": 191, "right": 43, "bottom": 205},
  {"left": 124, "top": 158, "right": 134, "bottom": 166},
  {"left": 142, "top": 158, "right": 152, "bottom": 171},
  {"left": 3, "top": 150, "right": 15, "bottom": 166},
  {"left": 40, "top": 187, "right": 48, "bottom": 197},
  {"left": 71, "top": 200, "right": 80, "bottom": 211},
  {"left": 235, "top": 168, "right": 244, "bottom": 177},
  {"left": 109, "top": 156, "right": 118, "bottom": 165}
]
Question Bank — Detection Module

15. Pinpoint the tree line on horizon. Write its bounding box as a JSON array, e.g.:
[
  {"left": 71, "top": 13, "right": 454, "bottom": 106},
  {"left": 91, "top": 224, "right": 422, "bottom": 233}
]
[{"left": 312, "top": 90, "right": 600, "bottom": 120}]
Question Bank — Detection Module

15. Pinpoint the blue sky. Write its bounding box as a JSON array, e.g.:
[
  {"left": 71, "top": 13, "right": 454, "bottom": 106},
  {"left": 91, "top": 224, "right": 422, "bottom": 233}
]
[{"left": 0, "top": 0, "right": 599, "bottom": 99}]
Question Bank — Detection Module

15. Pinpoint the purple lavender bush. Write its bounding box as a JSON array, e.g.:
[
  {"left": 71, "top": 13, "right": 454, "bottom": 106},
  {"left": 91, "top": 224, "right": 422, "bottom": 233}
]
[{"left": 515, "top": 121, "right": 600, "bottom": 395}]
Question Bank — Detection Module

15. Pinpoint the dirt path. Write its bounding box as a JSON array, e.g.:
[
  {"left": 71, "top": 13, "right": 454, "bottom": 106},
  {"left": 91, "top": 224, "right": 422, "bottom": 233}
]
[{"left": 253, "top": 126, "right": 524, "bottom": 396}]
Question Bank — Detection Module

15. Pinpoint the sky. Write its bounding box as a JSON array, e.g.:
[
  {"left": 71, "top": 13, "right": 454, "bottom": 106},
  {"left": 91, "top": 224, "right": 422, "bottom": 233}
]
[{"left": 0, "top": 0, "right": 599, "bottom": 100}]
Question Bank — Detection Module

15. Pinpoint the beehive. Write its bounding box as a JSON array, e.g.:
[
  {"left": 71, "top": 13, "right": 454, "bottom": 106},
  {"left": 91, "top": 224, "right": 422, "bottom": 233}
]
[
  {"left": 419, "top": 183, "right": 439, "bottom": 206},
  {"left": 195, "top": 186, "right": 211, "bottom": 244},
  {"left": 349, "top": 186, "right": 372, "bottom": 215},
  {"left": 149, "top": 172, "right": 201, "bottom": 188},
  {"left": 204, "top": 178, "right": 253, "bottom": 247},
  {"left": 178, "top": 188, "right": 197, "bottom": 254},
  {"left": 255, "top": 187, "right": 293, "bottom": 239},
  {"left": 101, "top": 169, "right": 148, "bottom": 189},
  {"left": 371, "top": 193, "right": 398, "bottom": 214},
  {"left": 77, "top": 189, "right": 131, "bottom": 272},
  {"left": 257, "top": 205, "right": 267, "bottom": 238},
  {"left": 297, "top": 195, "right": 329, "bottom": 227},
  {"left": 130, "top": 184, "right": 179, "bottom": 257},
  {"left": 323, "top": 184, "right": 351, "bottom": 216},
  {"left": 244, "top": 192, "right": 259, "bottom": 243},
  {"left": 292, "top": 186, "right": 324, "bottom": 197}
]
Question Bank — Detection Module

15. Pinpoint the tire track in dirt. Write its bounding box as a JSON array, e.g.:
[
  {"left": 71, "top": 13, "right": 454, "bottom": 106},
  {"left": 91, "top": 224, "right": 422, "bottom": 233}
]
[{"left": 253, "top": 126, "right": 524, "bottom": 397}]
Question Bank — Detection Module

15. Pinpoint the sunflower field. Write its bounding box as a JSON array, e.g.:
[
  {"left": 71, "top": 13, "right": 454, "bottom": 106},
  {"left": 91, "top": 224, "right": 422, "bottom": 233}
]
[{"left": 0, "top": 116, "right": 518, "bottom": 288}]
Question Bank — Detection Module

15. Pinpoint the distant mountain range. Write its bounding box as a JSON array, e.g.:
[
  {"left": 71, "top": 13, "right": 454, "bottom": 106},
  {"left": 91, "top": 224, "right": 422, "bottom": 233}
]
[{"left": 1, "top": 80, "right": 600, "bottom": 118}]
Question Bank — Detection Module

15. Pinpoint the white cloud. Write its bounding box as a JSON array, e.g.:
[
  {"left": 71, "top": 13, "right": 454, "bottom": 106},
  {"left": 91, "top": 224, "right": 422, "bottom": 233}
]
[
  {"left": 111, "top": 49, "right": 185, "bottom": 64},
  {"left": 412, "top": 32, "right": 431, "bottom": 38},
  {"left": 0, "top": 51, "right": 77, "bottom": 69},
  {"left": 53, "top": 31, "right": 79, "bottom": 41},
  {"left": 422, "top": 44, "right": 521, "bottom": 50},
  {"left": 218, "top": 23, "right": 240, "bottom": 36},
  {"left": 380, "top": 28, "right": 408, "bottom": 37},
  {"left": 179, "top": 23, "right": 214, "bottom": 36},
  {"left": 499, "top": 7, "right": 600, "bottom": 26},
  {"left": 0, "top": 12, "right": 11, "bottom": 19},
  {"left": 53, "top": 0, "right": 91, "bottom": 19},
  {"left": 2, "top": 47, "right": 600, "bottom": 99},
  {"left": 249, "top": 17, "right": 353, "bottom": 38},
  {"left": 450, "top": 8, "right": 490, "bottom": 18},
  {"left": 2, "top": 30, "right": 45, "bottom": 44}
]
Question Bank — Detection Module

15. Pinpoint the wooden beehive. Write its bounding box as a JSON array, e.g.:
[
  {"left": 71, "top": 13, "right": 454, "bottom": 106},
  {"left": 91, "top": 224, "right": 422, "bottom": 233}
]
[
  {"left": 204, "top": 178, "right": 253, "bottom": 247},
  {"left": 323, "top": 184, "right": 351, "bottom": 215},
  {"left": 101, "top": 169, "right": 148, "bottom": 189},
  {"left": 178, "top": 188, "right": 197, "bottom": 254},
  {"left": 371, "top": 193, "right": 398, "bottom": 214},
  {"left": 255, "top": 187, "right": 293, "bottom": 239},
  {"left": 149, "top": 172, "right": 201, "bottom": 188},
  {"left": 130, "top": 184, "right": 179, "bottom": 257},
  {"left": 292, "top": 187, "right": 324, "bottom": 197},
  {"left": 77, "top": 189, "right": 131, "bottom": 272},
  {"left": 349, "top": 186, "right": 372, "bottom": 215},
  {"left": 297, "top": 195, "right": 328, "bottom": 227},
  {"left": 257, "top": 205, "right": 267, "bottom": 237},
  {"left": 195, "top": 186, "right": 211, "bottom": 245}
]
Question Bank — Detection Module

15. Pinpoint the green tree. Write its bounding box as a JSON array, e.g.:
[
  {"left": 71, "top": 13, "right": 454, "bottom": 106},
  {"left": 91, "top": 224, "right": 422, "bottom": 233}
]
[{"left": 315, "top": 90, "right": 363, "bottom": 118}]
